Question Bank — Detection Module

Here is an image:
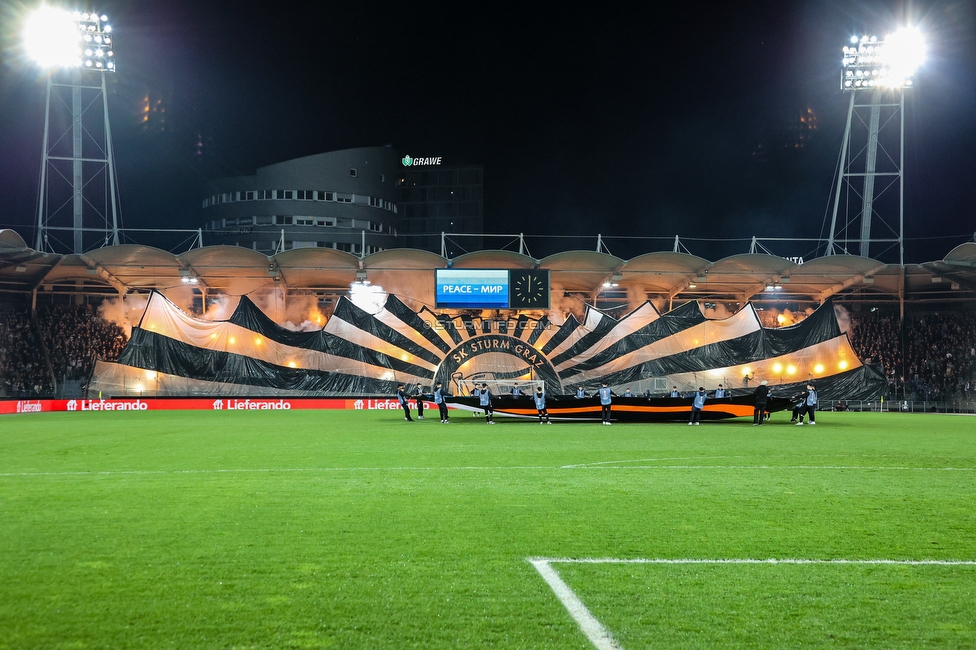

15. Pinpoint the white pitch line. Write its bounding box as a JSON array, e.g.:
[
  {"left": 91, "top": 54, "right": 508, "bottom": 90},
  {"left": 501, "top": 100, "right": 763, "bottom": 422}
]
[
  {"left": 532, "top": 557, "right": 976, "bottom": 566},
  {"left": 0, "top": 464, "right": 973, "bottom": 478},
  {"left": 561, "top": 455, "right": 739, "bottom": 469},
  {"left": 529, "top": 558, "right": 623, "bottom": 650},
  {"left": 0, "top": 466, "right": 554, "bottom": 478},
  {"left": 528, "top": 556, "right": 976, "bottom": 650},
  {"left": 564, "top": 465, "right": 974, "bottom": 471}
]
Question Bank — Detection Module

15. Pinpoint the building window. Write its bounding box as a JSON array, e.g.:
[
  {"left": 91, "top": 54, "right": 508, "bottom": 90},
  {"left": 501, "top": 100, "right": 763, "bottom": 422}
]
[
  {"left": 379, "top": 174, "right": 385, "bottom": 183},
  {"left": 350, "top": 168, "right": 358, "bottom": 178},
  {"left": 283, "top": 190, "right": 294, "bottom": 199}
]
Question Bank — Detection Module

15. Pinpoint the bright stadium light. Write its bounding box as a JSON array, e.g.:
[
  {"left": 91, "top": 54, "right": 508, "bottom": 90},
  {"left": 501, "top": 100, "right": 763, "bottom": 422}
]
[
  {"left": 24, "top": 6, "right": 81, "bottom": 68},
  {"left": 841, "top": 27, "right": 924, "bottom": 90},
  {"left": 23, "top": 6, "right": 116, "bottom": 72}
]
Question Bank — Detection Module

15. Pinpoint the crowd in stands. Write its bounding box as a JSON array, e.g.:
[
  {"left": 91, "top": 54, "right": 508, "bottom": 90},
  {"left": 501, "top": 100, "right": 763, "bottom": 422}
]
[
  {"left": 0, "top": 310, "right": 51, "bottom": 398},
  {"left": 0, "top": 304, "right": 127, "bottom": 398},
  {"left": 847, "top": 310, "right": 976, "bottom": 401}
]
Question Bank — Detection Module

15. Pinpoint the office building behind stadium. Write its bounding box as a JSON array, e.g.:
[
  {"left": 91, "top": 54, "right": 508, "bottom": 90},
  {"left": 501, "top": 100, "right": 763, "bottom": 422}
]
[
  {"left": 201, "top": 147, "right": 485, "bottom": 256},
  {"left": 203, "top": 147, "right": 401, "bottom": 256}
]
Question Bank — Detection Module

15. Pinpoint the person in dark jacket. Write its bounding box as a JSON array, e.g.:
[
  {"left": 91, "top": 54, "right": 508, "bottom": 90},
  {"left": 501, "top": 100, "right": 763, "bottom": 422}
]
[
  {"left": 397, "top": 384, "right": 413, "bottom": 422},
  {"left": 753, "top": 380, "right": 769, "bottom": 426},
  {"left": 413, "top": 383, "right": 425, "bottom": 419}
]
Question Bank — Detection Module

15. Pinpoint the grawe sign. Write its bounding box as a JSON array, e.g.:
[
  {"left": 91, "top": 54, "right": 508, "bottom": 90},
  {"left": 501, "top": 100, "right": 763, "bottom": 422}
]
[
  {"left": 1, "top": 398, "right": 437, "bottom": 416},
  {"left": 401, "top": 155, "right": 442, "bottom": 166}
]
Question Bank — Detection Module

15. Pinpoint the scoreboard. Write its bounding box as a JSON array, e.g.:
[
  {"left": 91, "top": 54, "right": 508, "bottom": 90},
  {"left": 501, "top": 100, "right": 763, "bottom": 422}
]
[{"left": 435, "top": 269, "right": 550, "bottom": 309}]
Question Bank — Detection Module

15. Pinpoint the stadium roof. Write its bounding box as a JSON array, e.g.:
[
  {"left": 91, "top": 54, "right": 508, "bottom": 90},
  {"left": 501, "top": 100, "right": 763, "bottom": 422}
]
[{"left": 1, "top": 230, "right": 974, "bottom": 308}]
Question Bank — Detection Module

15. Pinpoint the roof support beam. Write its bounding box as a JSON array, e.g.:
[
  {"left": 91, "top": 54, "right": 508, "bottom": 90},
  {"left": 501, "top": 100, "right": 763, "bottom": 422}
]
[
  {"left": 817, "top": 263, "right": 887, "bottom": 302},
  {"left": 80, "top": 255, "right": 128, "bottom": 295}
]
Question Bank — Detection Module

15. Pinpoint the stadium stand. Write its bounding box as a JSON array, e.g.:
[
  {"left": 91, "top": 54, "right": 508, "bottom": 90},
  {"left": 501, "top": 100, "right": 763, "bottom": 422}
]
[{"left": 0, "top": 303, "right": 127, "bottom": 398}]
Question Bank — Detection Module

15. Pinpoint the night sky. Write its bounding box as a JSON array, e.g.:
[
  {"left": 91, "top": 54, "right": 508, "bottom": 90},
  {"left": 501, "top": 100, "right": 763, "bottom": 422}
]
[{"left": 0, "top": 0, "right": 973, "bottom": 262}]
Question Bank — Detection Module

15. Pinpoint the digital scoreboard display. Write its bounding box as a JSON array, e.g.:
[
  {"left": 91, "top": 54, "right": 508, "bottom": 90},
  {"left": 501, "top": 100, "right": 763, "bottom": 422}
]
[{"left": 435, "top": 269, "right": 550, "bottom": 309}]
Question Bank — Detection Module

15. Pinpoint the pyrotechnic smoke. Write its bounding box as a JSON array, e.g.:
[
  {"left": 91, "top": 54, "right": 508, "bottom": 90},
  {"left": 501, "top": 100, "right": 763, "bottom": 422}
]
[
  {"left": 366, "top": 270, "right": 434, "bottom": 309},
  {"left": 349, "top": 281, "right": 387, "bottom": 315},
  {"left": 834, "top": 303, "right": 852, "bottom": 335},
  {"left": 97, "top": 293, "right": 149, "bottom": 338},
  {"left": 160, "top": 285, "right": 197, "bottom": 315},
  {"left": 249, "top": 285, "right": 326, "bottom": 331},
  {"left": 547, "top": 282, "right": 585, "bottom": 325},
  {"left": 626, "top": 285, "right": 648, "bottom": 313},
  {"left": 201, "top": 294, "right": 240, "bottom": 321},
  {"left": 703, "top": 303, "right": 734, "bottom": 319}
]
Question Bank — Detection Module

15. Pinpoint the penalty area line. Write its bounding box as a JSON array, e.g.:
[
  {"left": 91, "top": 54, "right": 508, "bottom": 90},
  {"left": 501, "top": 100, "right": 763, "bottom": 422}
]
[
  {"left": 528, "top": 557, "right": 976, "bottom": 650},
  {"left": 528, "top": 558, "right": 623, "bottom": 650}
]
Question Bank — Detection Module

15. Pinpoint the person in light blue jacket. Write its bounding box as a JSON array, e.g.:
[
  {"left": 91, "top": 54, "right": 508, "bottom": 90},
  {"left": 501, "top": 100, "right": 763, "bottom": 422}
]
[
  {"left": 534, "top": 387, "right": 552, "bottom": 424},
  {"left": 689, "top": 386, "right": 707, "bottom": 425},
  {"left": 796, "top": 384, "right": 818, "bottom": 425},
  {"left": 434, "top": 382, "right": 450, "bottom": 423},
  {"left": 598, "top": 382, "right": 613, "bottom": 425}
]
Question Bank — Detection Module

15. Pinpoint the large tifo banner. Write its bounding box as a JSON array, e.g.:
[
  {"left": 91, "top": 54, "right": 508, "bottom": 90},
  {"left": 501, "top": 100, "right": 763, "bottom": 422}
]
[
  {"left": 87, "top": 290, "right": 886, "bottom": 401},
  {"left": 0, "top": 398, "right": 436, "bottom": 416}
]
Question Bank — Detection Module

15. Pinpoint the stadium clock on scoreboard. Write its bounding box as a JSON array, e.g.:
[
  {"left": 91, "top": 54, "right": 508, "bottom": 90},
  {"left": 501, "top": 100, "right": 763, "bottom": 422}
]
[{"left": 435, "top": 269, "right": 550, "bottom": 309}]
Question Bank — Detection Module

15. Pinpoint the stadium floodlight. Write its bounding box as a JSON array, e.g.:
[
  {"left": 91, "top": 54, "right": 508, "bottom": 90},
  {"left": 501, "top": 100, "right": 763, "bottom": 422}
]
[
  {"left": 841, "top": 27, "right": 924, "bottom": 90},
  {"left": 24, "top": 7, "right": 116, "bottom": 72}
]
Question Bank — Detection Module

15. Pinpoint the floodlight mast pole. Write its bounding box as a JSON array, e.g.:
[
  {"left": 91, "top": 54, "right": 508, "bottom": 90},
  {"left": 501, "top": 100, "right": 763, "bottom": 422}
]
[
  {"left": 31, "top": 10, "right": 119, "bottom": 254},
  {"left": 829, "top": 32, "right": 920, "bottom": 266}
]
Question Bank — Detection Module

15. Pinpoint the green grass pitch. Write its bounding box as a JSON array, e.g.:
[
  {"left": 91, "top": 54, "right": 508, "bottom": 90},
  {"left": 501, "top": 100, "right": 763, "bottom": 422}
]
[{"left": 1, "top": 410, "right": 974, "bottom": 649}]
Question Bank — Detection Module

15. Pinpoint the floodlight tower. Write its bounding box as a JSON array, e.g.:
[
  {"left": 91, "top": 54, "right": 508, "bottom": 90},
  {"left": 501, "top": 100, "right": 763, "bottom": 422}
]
[
  {"left": 25, "top": 7, "right": 119, "bottom": 254},
  {"left": 827, "top": 28, "right": 924, "bottom": 264}
]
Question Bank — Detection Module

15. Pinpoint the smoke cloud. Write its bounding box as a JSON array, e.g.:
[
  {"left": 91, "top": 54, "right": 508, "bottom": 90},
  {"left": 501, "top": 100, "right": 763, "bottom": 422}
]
[
  {"left": 97, "top": 293, "right": 149, "bottom": 338},
  {"left": 349, "top": 281, "right": 387, "bottom": 316},
  {"left": 249, "top": 286, "right": 327, "bottom": 331},
  {"left": 834, "top": 303, "right": 852, "bottom": 335},
  {"left": 547, "top": 282, "right": 586, "bottom": 325}
]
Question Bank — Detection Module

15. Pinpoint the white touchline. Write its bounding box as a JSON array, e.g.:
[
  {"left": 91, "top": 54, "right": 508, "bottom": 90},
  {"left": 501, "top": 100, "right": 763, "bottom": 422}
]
[
  {"left": 528, "top": 557, "right": 976, "bottom": 650},
  {"left": 561, "top": 455, "right": 739, "bottom": 469},
  {"left": 532, "top": 557, "right": 976, "bottom": 566},
  {"left": 2, "top": 464, "right": 973, "bottom": 478},
  {"left": 529, "top": 559, "right": 623, "bottom": 650}
]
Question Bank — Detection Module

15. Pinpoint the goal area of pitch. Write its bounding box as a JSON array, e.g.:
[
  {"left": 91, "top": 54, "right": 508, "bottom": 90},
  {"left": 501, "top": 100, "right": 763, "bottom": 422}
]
[{"left": 454, "top": 378, "right": 546, "bottom": 397}]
